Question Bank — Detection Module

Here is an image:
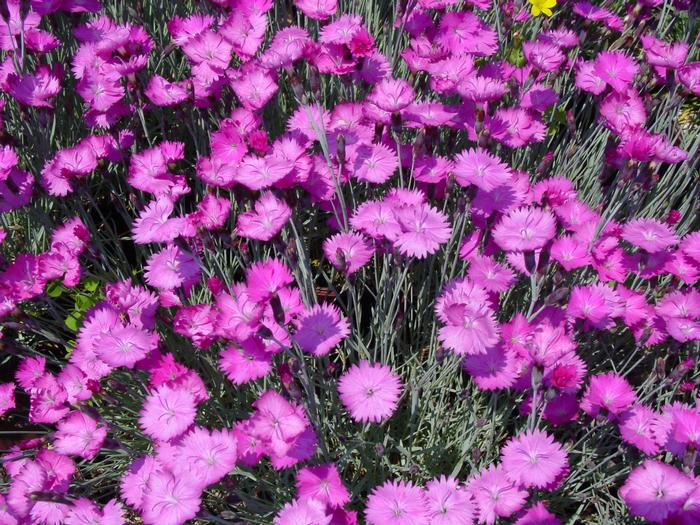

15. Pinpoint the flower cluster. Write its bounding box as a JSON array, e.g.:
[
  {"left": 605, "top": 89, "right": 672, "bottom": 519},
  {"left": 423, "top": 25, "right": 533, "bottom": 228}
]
[{"left": 0, "top": 0, "right": 699, "bottom": 523}]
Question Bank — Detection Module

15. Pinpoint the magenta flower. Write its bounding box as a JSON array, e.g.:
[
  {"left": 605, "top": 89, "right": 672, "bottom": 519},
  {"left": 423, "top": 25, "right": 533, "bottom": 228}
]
[
  {"left": 65, "top": 498, "right": 124, "bottom": 525},
  {"left": 618, "top": 405, "right": 669, "bottom": 455},
  {"left": 172, "top": 427, "right": 238, "bottom": 488},
  {"left": 144, "top": 244, "right": 201, "bottom": 292},
  {"left": 245, "top": 258, "right": 294, "bottom": 303},
  {"left": 620, "top": 460, "right": 695, "bottom": 523},
  {"left": 249, "top": 390, "right": 308, "bottom": 457},
  {"left": 500, "top": 430, "right": 568, "bottom": 489},
  {"left": 295, "top": 0, "right": 337, "bottom": 20},
  {"left": 353, "top": 144, "right": 398, "bottom": 184},
  {"left": 6, "top": 65, "right": 62, "bottom": 108},
  {"left": 522, "top": 41, "right": 566, "bottom": 72},
  {"left": 425, "top": 476, "right": 475, "bottom": 525},
  {"left": 142, "top": 470, "right": 202, "bottom": 525},
  {"left": 468, "top": 465, "right": 527, "bottom": 525},
  {"left": 453, "top": 148, "right": 512, "bottom": 192},
  {"left": 337, "top": 360, "right": 402, "bottom": 423},
  {"left": 365, "top": 480, "right": 429, "bottom": 525},
  {"left": 54, "top": 411, "right": 107, "bottom": 460},
  {"left": 641, "top": 34, "right": 689, "bottom": 70},
  {"left": 437, "top": 11, "right": 497, "bottom": 56},
  {"left": 95, "top": 324, "right": 158, "bottom": 368},
  {"left": 295, "top": 464, "right": 350, "bottom": 508},
  {"left": 622, "top": 218, "right": 679, "bottom": 253},
  {"left": 0, "top": 382, "right": 15, "bottom": 416},
  {"left": 594, "top": 51, "right": 639, "bottom": 93},
  {"left": 323, "top": 232, "right": 375, "bottom": 275},
  {"left": 368, "top": 78, "right": 416, "bottom": 113},
  {"left": 581, "top": 372, "right": 637, "bottom": 419},
  {"left": 493, "top": 206, "right": 557, "bottom": 252},
  {"left": 275, "top": 498, "right": 331, "bottom": 525},
  {"left": 514, "top": 503, "right": 561, "bottom": 525},
  {"left": 220, "top": 337, "right": 272, "bottom": 385},
  {"left": 237, "top": 192, "right": 292, "bottom": 241},
  {"left": 139, "top": 385, "right": 197, "bottom": 442},
  {"left": 394, "top": 203, "right": 452, "bottom": 259},
  {"left": 293, "top": 303, "right": 350, "bottom": 357}
]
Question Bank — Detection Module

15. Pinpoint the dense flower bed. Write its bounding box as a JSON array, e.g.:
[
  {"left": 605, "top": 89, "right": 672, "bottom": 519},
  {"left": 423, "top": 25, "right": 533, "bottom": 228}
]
[{"left": 0, "top": 0, "right": 699, "bottom": 524}]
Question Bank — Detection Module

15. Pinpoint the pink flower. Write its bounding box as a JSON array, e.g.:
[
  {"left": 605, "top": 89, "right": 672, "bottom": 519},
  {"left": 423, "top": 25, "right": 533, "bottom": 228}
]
[
  {"left": 514, "top": 503, "right": 561, "bottom": 525},
  {"left": 437, "top": 11, "right": 497, "bottom": 56},
  {"left": 142, "top": 470, "right": 202, "bottom": 525},
  {"left": 235, "top": 155, "right": 291, "bottom": 190},
  {"left": 620, "top": 460, "right": 695, "bottom": 523},
  {"left": 120, "top": 456, "right": 160, "bottom": 510},
  {"left": 145, "top": 75, "right": 189, "bottom": 106},
  {"left": 249, "top": 390, "right": 308, "bottom": 457},
  {"left": 245, "top": 258, "right": 294, "bottom": 303},
  {"left": 622, "top": 218, "right": 679, "bottom": 253},
  {"left": 594, "top": 51, "right": 639, "bottom": 93},
  {"left": 522, "top": 41, "right": 566, "bottom": 72},
  {"left": 220, "top": 337, "right": 272, "bottom": 385},
  {"left": 95, "top": 323, "right": 158, "bottom": 368},
  {"left": 275, "top": 498, "right": 331, "bottom": 525},
  {"left": 467, "top": 255, "right": 516, "bottom": 293},
  {"left": 337, "top": 360, "right": 402, "bottom": 423},
  {"left": 295, "top": 464, "right": 350, "bottom": 508},
  {"left": 220, "top": 9, "right": 267, "bottom": 61},
  {"left": 323, "top": 232, "right": 375, "bottom": 275},
  {"left": 575, "top": 60, "right": 607, "bottom": 95},
  {"left": 581, "top": 372, "right": 637, "bottom": 419},
  {"left": 293, "top": 303, "right": 350, "bottom": 357},
  {"left": 365, "top": 480, "right": 429, "bottom": 525},
  {"left": 641, "top": 34, "right": 689, "bottom": 70},
  {"left": 171, "top": 427, "right": 237, "bottom": 488},
  {"left": 139, "top": 385, "right": 197, "bottom": 442},
  {"left": 468, "top": 465, "right": 527, "bottom": 525},
  {"left": 368, "top": 78, "right": 416, "bottom": 113},
  {"left": 679, "top": 62, "right": 700, "bottom": 95},
  {"left": 599, "top": 90, "right": 646, "bottom": 134},
  {"left": 425, "top": 476, "right": 475, "bottom": 525},
  {"left": 353, "top": 144, "right": 398, "bottom": 184},
  {"left": 394, "top": 203, "right": 452, "bottom": 258},
  {"left": 619, "top": 405, "right": 668, "bottom": 455},
  {"left": 230, "top": 68, "right": 279, "bottom": 111},
  {"left": 0, "top": 382, "right": 15, "bottom": 416},
  {"left": 6, "top": 65, "right": 62, "bottom": 108},
  {"left": 294, "top": 0, "right": 337, "bottom": 20},
  {"left": 453, "top": 148, "right": 512, "bottom": 192},
  {"left": 237, "top": 192, "right": 292, "bottom": 241},
  {"left": 463, "top": 344, "right": 519, "bottom": 390},
  {"left": 65, "top": 498, "right": 124, "bottom": 525},
  {"left": 500, "top": 430, "right": 568, "bottom": 489},
  {"left": 54, "top": 411, "right": 107, "bottom": 460},
  {"left": 350, "top": 201, "right": 402, "bottom": 241},
  {"left": 493, "top": 206, "right": 557, "bottom": 252},
  {"left": 144, "top": 245, "right": 201, "bottom": 292}
]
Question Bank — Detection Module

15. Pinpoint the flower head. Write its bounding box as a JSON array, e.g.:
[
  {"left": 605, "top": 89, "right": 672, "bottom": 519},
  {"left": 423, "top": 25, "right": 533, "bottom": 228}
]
[
  {"left": 293, "top": 303, "right": 350, "bottom": 357},
  {"left": 493, "top": 206, "right": 557, "bottom": 252},
  {"left": 295, "top": 464, "right": 350, "bottom": 508},
  {"left": 365, "top": 480, "right": 429, "bottom": 525},
  {"left": 500, "top": 430, "right": 568, "bottom": 489},
  {"left": 620, "top": 460, "right": 695, "bottom": 523},
  {"left": 139, "top": 385, "right": 197, "bottom": 442},
  {"left": 337, "top": 360, "right": 402, "bottom": 423}
]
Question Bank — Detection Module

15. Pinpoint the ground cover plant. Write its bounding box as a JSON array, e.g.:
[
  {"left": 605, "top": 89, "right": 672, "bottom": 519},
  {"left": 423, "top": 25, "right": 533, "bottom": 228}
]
[{"left": 0, "top": 0, "right": 699, "bottom": 523}]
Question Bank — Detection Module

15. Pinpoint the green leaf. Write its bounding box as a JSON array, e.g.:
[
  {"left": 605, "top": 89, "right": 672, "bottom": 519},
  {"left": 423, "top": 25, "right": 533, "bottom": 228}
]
[
  {"left": 46, "top": 281, "right": 67, "bottom": 298},
  {"left": 83, "top": 278, "right": 100, "bottom": 292},
  {"left": 65, "top": 314, "right": 81, "bottom": 332},
  {"left": 74, "top": 294, "right": 95, "bottom": 312}
]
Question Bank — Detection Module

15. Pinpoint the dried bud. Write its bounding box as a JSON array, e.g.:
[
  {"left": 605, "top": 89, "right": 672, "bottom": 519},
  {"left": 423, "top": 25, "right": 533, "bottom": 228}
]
[{"left": 270, "top": 294, "right": 286, "bottom": 326}]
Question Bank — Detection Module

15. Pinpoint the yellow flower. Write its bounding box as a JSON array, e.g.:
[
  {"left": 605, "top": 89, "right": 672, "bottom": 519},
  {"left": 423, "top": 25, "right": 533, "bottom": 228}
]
[{"left": 529, "top": 0, "right": 556, "bottom": 16}]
